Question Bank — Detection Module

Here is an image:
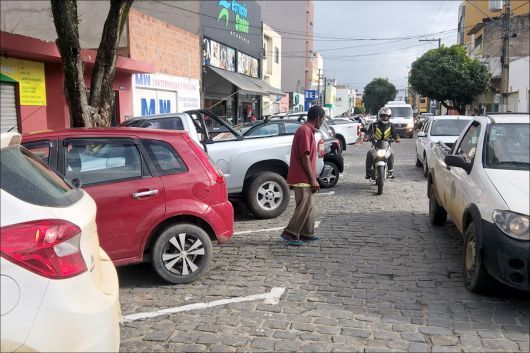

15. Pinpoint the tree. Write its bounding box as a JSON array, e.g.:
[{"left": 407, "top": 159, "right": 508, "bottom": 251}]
[
  {"left": 409, "top": 45, "right": 490, "bottom": 115},
  {"left": 354, "top": 105, "right": 366, "bottom": 114},
  {"left": 51, "top": 0, "right": 134, "bottom": 127},
  {"left": 363, "top": 78, "right": 397, "bottom": 115}
]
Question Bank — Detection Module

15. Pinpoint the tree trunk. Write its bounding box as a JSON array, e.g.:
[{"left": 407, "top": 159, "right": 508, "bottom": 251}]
[
  {"left": 89, "top": 0, "right": 134, "bottom": 127},
  {"left": 51, "top": 0, "right": 91, "bottom": 127}
]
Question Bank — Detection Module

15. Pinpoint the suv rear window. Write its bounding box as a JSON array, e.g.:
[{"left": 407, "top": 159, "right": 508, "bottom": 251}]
[{"left": 0, "top": 146, "right": 82, "bottom": 207}]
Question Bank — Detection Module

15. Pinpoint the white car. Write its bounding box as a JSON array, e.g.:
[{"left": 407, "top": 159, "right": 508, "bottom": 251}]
[
  {"left": 415, "top": 115, "right": 473, "bottom": 177},
  {"left": 0, "top": 133, "right": 121, "bottom": 352},
  {"left": 326, "top": 117, "right": 362, "bottom": 150},
  {"left": 428, "top": 114, "right": 529, "bottom": 292}
]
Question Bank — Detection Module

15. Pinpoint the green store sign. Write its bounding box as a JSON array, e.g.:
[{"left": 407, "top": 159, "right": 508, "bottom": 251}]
[{"left": 217, "top": 0, "right": 249, "bottom": 34}]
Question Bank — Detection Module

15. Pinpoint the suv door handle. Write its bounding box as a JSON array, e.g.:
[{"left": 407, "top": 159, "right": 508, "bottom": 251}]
[{"left": 132, "top": 189, "right": 159, "bottom": 199}]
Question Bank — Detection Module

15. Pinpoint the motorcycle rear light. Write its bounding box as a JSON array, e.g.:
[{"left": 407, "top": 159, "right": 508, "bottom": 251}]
[
  {"left": 0, "top": 219, "right": 87, "bottom": 279},
  {"left": 318, "top": 139, "right": 325, "bottom": 158},
  {"left": 183, "top": 134, "right": 225, "bottom": 184}
]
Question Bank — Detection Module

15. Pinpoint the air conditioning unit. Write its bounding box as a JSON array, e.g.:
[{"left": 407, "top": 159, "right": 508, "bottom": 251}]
[{"left": 489, "top": 0, "right": 503, "bottom": 12}]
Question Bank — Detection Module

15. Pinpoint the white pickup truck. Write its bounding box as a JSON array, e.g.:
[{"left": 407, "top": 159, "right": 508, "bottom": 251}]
[
  {"left": 427, "top": 114, "right": 529, "bottom": 293},
  {"left": 122, "top": 110, "right": 327, "bottom": 219}
]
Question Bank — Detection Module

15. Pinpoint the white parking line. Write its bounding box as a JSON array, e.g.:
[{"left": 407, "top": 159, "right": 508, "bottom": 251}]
[
  {"left": 121, "top": 287, "right": 286, "bottom": 322},
  {"left": 234, "top": 221, "right": 321, "bottom": 235}
]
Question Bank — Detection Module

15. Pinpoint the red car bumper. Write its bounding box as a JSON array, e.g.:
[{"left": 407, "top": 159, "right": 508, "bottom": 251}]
[{"left": 205, "top": 201, "right": 234, "bottom": 244}]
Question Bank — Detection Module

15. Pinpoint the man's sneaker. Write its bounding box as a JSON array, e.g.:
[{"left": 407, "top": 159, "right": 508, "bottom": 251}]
[
  {"left": 300, "top": 234, "right": 320, "bottom": 242},
  {"left": 365, "top": 174, "right": 371, "bottom": 179},
  {"left": 280, "top": 232, "right": 303, "bottom": 246},
  {"left": 388, "top": 171, "right": 395, "bottom": 179}
]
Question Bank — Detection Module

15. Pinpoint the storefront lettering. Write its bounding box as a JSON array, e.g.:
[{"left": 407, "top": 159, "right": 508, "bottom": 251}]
[
  {"left": 141, "top": 98, "right": 155, "bottom": 116},
  {"left": 217, "top": 0, "right": 249, "bottom": 34},
  {"left": 135, "top": 74, "right": 151, "bottom": 86}
]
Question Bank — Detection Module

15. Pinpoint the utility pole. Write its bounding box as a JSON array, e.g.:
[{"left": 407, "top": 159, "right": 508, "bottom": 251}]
[
  {"left": 419, "top": 38, "right": 441, "bottom": 48},
  {"left": 500, "top": 0, "right": 511, "bottom": 112},
  {"left": 317, "top": 69, "right": 323, "bottom": 106}
]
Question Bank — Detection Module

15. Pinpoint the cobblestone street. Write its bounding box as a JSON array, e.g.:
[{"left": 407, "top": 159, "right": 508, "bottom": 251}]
[{"left": 118, "top": 136, "right": 529, "bottom": 352}]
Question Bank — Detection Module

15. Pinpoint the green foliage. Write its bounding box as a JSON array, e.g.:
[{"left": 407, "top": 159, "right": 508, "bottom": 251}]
[
  {"left": 354, "top": 105, "right": 366, "bottom": 114},
  {"left": 409, "top": 45, "right": 490, "bottom": 114},
  {"left": 363, "top": 78, "right": 397, "bottom": 115}
]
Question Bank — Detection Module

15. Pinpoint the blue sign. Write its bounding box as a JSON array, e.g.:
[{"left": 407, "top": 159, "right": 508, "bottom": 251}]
[{"left": 304, "top": 90, "right": 318, "bottom": 100}]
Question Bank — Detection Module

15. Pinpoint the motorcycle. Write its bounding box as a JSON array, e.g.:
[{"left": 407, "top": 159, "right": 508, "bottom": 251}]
[{"left": 368, "top": 139, "right": 394, "bottom": 195}]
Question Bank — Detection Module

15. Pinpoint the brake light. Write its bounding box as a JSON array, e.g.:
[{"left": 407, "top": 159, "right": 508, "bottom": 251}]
[
  {"left": 183, "top": 135, "right": 225, "bottom": 184},
  {"left": 357, "top": 124, "right": 361, "bottom": 136},
  {"left": 318, "top": 139, "right": 325, "bottom": 158},
  {"left": 0, "top": 219, "right": 86, "bottom": 279},
  {"left": 333, "top": 139, "right": 342, "bottom": 152}
]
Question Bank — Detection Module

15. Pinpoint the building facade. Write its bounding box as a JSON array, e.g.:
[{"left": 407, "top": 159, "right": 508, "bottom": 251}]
[
  {"left": 334, "top": 85, "right": 356, "bottom": 116},
  {"left": 259, "top": 0, "right": 314, "bottom": 93},
  {"left": 262, "top": 23, "right": 283, "bottom": 115}
]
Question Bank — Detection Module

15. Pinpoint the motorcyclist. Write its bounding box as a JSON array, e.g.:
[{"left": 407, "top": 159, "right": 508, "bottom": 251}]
[{"left": 364, "top": 107, "right": 400, "bottom": 179}]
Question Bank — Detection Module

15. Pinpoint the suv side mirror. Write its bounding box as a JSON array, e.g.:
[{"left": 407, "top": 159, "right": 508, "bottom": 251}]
[
  {"left": 418, "top": 131, "right": 426, "bottom": 138},
  {"left": 444, "top": 155, "right": 472, "bottom": 174}
]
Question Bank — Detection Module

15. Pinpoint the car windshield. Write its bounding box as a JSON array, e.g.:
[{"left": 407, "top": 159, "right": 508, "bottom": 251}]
[
  {"left": 389, "top": 107, "right": 413, "bottom": 118},
  {"left": 484, "top": 123, "right": 529, "bottom": 170},
  {"left": 430, "top": 119, "right": 470, "bottom": 136}
]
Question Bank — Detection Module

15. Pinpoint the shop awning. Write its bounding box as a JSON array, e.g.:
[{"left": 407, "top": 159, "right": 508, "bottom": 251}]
[{"left": 207, "top": 66, "right": 284, "bottom": 96}]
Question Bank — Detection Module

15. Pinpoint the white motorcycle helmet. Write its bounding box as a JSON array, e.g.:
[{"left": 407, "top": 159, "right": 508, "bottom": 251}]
[{"left": 377, "top": 107, "right": 392, "bottom": 124}]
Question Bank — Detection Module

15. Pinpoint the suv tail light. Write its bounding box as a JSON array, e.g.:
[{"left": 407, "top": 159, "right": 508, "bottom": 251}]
[
  {"left": 0, "top": 219, "right": 87, "bottom": 279},
  {"left": 318, "top": 139, "right": 325, "bottom": 158},
  {"left": 183, "top": 135, "right": 226, "bottom": 184}
]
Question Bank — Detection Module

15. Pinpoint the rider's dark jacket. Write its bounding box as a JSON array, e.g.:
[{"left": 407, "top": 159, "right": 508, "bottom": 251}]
[{"left": 366, "top": 121, "right": 399, "bottom": 141}]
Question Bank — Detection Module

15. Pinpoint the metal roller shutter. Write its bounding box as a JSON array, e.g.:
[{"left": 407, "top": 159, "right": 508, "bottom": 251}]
[{"left": 1, "top": 82, "right": 19, "bottom": 133}]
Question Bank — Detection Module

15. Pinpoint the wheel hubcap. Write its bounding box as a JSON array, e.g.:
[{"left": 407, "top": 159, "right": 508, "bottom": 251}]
[
  {"left": 257, "top": 181, "right": 283, "bottom": 210},
  {"left": 162, "top": 233, "right": 205, "bottom": 276},
  {"left": 465, "top": 236, "right": 476, "bottom": 276}
]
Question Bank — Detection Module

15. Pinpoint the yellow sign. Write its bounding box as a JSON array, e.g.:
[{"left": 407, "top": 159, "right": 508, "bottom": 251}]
[{"left": 0, "top": 57, "right": 47, "bottom": 106}]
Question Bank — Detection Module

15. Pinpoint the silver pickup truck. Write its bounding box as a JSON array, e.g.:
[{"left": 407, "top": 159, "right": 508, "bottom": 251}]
[{"left": 123, "top": 110, "right": 327, "bottom": 219}]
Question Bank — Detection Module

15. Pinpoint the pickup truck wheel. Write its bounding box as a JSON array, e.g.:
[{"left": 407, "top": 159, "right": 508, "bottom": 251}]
[
  {"left": 318, "top": 161, "right": 339, "bottom": 188},
  {"left": 416, "top": 155, "right": 422, "bottom": 168},
  {"left": 151, "top": 223, "right": 212, "bottom": 284},
  {"left": 428, "top": 183, "right": 447, "bottom": 225},
  {"left": 464, "top": 222, "right": 495, "bottom": 293},
  {"left": 246, "top": 172, "right": 289, "bottom": 219},
  {"left": 337, "top": 136, "right": 346, "bottom": 151}
]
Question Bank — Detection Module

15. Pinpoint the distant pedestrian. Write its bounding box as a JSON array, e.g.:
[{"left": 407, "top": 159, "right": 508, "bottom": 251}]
[{"left": 280, "top": 105, "right": 325, "bottom": 246}]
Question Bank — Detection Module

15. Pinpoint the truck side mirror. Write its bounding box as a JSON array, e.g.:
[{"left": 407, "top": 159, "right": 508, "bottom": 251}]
[
  {"left": 418, "top": 131, "right": 426, "bottom": 138},
  {"left": 444, "top": 155, "right": 472, "bottom": 174}
]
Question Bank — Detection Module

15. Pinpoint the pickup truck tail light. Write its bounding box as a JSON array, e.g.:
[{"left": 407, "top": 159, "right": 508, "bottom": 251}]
[
  {"left": 357, "top": 124, "right": 361, "bottom": 136},
  {"left": 0, "top": 219, "right": 87, "bottom": 279},
  {"left": 183, "top": 135, "right": 226, "bottom": 184},
  {"left": 318, "top": 139, "right": 325, "bottom": 158},
  {"left": 333, "top": 139, "right": 341, "bottom": 153}
]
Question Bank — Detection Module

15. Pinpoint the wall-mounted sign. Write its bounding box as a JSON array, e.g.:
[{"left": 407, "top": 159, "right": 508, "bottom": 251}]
[
  {"left": 201, "top": 1, "right": 262, "bottom": 59},
  {"left": 133, "top": 73, "right": 200, "bottom": 116},
  {"left": 203, "top": 38, "right": 236, "bottom": 72},
  {"left": 237, "top": 51, "right": 259, "bottom": 78},
  {"left": 0, "top": 57, "right": 46, "bottom": 106}
]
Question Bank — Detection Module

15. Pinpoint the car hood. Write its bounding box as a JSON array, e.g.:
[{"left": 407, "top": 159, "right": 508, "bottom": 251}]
[
  {"left": 429, "top": 135, "right": 459, "bottom": 145},
  {"left": 485, "top": 169, "right": 529, "bottom": 215}
]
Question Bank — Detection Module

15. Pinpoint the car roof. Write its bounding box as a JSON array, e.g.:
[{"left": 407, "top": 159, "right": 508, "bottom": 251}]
[
  {"left": 430, "top": 115, "right": 473, "bottom": 121},
  {"left": 22, "top": 127, "right": 188, "bottom": 140},
  {"left": 485, "top": 113, "right": 530, "bottom": 124}
]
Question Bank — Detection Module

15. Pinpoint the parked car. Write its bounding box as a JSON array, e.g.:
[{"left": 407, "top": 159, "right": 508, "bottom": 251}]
[
  {"left": 415, "top": 115, "right": 472, "bottom": 177},
  {"left": 127, "top": 110, "right": 326, "bottom": 219},
  {"left": 325, "top": 117, "right": 363, "bottom": 150},
  {"left": 22, "top": 128, "right": 234, "bottom": 284},
  {"left": 241, "top": 118, "right": 344, "bottom": 188},
  {"left": 120, "top": 113, "right": 201, "bottom": 144},
  {"left": 428, "top": 113, "right": 529, "bottom": 293},
  {"left": 1, "top": 132, "right": 121, "bottom": 352}
]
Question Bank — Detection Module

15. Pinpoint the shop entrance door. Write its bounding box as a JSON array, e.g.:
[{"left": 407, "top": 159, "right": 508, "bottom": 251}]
[{"left": 0, "top": 82, "right": 19, "bottom": 133}]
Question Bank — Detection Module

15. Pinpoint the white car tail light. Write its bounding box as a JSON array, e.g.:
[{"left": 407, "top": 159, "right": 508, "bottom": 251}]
[
  {"left": 318, "top": 139, "right": 325, "bottom": 158},
  {"left": 0, "top": 219, "right": 87, "bottom": 279}
]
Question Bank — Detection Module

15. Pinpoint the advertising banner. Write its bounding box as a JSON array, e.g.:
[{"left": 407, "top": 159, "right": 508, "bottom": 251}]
[
  {"left": 237, "top": 51, "right": 259, "bottom": 78},
  {"left": 0, "top": 57, "right": 46, "bottom": 106},
  {"left": 203, "top": 38, "right": 236, "bottom": 72}
]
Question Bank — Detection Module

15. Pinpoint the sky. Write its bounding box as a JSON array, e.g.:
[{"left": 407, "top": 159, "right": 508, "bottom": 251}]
[{"left": 313, "top": 1, "right": 462, "bottom": 96}]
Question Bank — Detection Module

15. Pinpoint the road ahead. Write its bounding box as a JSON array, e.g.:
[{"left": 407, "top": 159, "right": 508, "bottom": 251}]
[{"left": 118, "top": 136, "right": 529, "bottom": 352}]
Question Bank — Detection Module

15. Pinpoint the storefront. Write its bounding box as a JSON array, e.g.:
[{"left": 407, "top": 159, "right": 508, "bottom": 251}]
[
  {"left": 0, "top": 32, "right": 153, "bottom": 133},
  {"left": 132, "top": 73, "right": 200, "bottom": 116},
  {"left": 200, "top": 1, "right": 282, "bottom": 124}
]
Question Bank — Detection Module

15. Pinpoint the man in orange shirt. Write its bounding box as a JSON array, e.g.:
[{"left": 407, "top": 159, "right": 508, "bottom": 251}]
[{"left": 281, "top": 105, "right": 325, "bottom": 246}]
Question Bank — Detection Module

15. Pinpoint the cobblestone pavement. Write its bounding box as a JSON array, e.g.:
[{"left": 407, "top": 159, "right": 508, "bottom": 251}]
[{"left": 118, "top": 136, "right": 529, "bottom": 352}]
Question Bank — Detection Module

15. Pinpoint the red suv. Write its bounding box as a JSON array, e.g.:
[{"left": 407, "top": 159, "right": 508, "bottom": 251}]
[{"left": 22, "top": 128, "right": 233, "bottom": 284}]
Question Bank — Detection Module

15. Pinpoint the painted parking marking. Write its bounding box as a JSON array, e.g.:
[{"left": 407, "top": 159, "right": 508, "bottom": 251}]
[
  {"left": 121, "top": 287, "right": 286, "bottom": 322},
  {"left": 234, "top": 221, "right": 321, "bottom": 236}
]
